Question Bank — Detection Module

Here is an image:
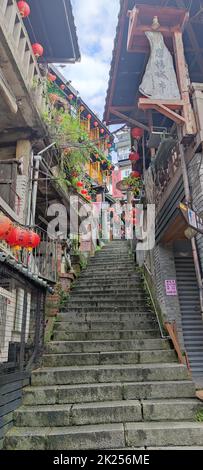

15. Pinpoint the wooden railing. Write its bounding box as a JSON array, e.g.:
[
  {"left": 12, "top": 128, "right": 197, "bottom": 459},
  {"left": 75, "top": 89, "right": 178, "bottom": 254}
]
[
  {"left": 155, "top": 144, "right": 181, "bottom": 210},
  {"left": 0, "top": 0, "right": 44, "bottom": 109}
]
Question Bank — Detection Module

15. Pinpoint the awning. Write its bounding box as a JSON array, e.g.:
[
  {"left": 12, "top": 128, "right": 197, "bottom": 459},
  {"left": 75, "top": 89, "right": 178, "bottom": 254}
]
[{"left": 25, "top": 0, "right": 80, "bottom": 63}]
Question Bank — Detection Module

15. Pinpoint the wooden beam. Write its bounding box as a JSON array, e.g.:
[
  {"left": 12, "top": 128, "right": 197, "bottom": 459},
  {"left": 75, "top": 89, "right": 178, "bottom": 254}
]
[
  {"left": 138, "top": 98, "right": 186, "bottom": 125},
  {"left": 139, "top": 98, "right": 183, "bottom": 110},
  {"left": 175, "top": 0, "right": 203, "bottom": 76},
  {"left": 173, "top": 29, "right": 196, "bottom": 135},
  {"left": 110, "top": 108, "right": 149, "bottom": 131},
  {"left": 0, "top": 73, "right": 18, "bottom": 114}
]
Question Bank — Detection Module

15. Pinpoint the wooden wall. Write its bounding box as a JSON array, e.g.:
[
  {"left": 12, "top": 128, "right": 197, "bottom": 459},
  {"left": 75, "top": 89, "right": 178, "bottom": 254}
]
[{"left": 0, "top": 371, "right": 29, "bottom": 449}]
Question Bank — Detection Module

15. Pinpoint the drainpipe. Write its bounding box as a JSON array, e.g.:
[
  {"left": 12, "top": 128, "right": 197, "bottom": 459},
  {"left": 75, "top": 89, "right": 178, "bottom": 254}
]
[
  {"left": 177, "top": 126, "right": 203, "bottom": 314},
  {"left": 30, "top": 155, "right": 42, "bottom": 226}
]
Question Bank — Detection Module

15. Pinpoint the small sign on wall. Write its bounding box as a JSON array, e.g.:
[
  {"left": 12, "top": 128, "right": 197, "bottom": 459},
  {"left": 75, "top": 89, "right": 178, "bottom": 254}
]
[{"left": 165, "top": 280, "right": 177, "bottom": 296}]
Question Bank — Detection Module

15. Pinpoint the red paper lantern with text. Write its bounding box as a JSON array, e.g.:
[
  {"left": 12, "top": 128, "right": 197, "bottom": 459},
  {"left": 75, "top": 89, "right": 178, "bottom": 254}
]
[
  {"left": 129, "top": 152, "right": 140, "bottom": 162},
  {"left": 131, "top": 128, "right": 144, "bottom": 140},
  {"left": 17, "top": 1, "right": 30, "bottom": 17},
  {"left": 0, "top": 215, "right": 13, "bottom": 240},
  {"left": 32, "top": 43, "right": 44, "bottom": 58}
]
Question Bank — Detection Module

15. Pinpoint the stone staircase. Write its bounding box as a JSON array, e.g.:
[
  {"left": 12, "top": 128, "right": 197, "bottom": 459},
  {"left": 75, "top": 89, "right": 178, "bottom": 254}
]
[{"left": 4, "top": 241, "right": 203, "bottom": 450}]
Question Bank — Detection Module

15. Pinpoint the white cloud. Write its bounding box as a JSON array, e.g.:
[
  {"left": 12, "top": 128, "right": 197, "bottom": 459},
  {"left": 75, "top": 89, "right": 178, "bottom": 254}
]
[{"left": 60, "top": 0, "right": 120, "bottom": 119}]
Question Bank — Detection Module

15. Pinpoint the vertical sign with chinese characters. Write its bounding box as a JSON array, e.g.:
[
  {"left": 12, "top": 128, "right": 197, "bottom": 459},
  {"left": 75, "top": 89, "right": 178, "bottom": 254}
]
[{"left": 165, "top": 280, "right": 177, "bottom": 296}]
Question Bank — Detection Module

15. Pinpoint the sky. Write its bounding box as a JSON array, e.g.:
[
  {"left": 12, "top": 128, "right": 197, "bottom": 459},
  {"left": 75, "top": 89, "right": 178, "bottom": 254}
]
[{"left": 57, "top": 0, "right": 120, "bottom": 121}]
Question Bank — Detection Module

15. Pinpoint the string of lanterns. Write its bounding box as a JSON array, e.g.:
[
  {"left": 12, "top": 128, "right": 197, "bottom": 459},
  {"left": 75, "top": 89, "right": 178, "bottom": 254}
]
[
  {"left": 17, "top": 2, "right": 44, "bottom": 60},
  {"left": 0, "top": 214, "right": 41, "bottom": 251}
]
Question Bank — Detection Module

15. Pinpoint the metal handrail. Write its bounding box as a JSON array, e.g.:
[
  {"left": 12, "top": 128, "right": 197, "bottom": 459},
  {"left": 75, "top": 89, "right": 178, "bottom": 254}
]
[{"left": 143, "top": 262, "right": 170, "bottom": 339}]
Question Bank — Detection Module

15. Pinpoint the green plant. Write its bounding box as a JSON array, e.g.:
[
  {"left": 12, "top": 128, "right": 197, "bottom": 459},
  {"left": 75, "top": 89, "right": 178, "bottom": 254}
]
[
  {"left": 195, "top": 410, "right": 203, "bottom": 422},
  {"left": 123, "top": 175, "right": 141, "bottom": 194}
]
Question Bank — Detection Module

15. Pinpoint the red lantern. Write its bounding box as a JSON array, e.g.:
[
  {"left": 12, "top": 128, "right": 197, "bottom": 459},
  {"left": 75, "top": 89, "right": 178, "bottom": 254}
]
[
  {"left": 25, "top": 231, "right": 41, "bottom": 250},
  {"left": 81, "top": 189, "right": 88, "bottom": 195},
  {"left": 80, "top": 106, "right": 85, "bottom": 112},
  {"left": 32, "top": 43, "right": 44, "bottom": 58},
  {"left": 107, "top": 143, "right": 111, "bottom": 149},
  {"left": 60, "top": 84, "right": 65, "bottom": 90},
  {"left": 86, "top": 195, "right": 91, "bottom": 201},
  {"left": 131, "top": 171, "right": 140, "bottom": 178},
  {"left": 68, "top": 94, "right": 74, "bottom": 101},
  {"left": 87, "top": 114, "right": 92, "bottom": 120},
  {"left": 131, "top": 128, "right": 144, "bottom": 139},
  {"left": 100, "top": 129, "right": 105, "bottom": 134},
  {"left": 129, "top": 152, "right": 140, "bottom": 162},
  {"left": 6, "top": 227, "right": 28, "bottom": 248},
  {"left": 76, "top": 181, "right": 83, "bottom": 188},
  {"left": 17, "top": 1, "right": 30, "bottom": 17},
  {"left": 0, "top": 215, "right": 13, "bottom": 240},
  {"left": 47, "top": 73, "right": 56, "bottom": 82},
  {"left": 94, "top": 121, "right": 98, "bottom": 127}
]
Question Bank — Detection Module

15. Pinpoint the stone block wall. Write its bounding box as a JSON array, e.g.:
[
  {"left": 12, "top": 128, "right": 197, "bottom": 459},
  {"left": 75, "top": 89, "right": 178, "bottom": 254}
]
[{"left": 145, "top": 243, "right": 184, "bottom": 348}]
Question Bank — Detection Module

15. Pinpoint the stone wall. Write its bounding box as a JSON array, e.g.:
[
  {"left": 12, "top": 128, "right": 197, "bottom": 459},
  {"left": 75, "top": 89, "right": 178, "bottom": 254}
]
[{"left": 145, "top": 244, "right": 184, "bottom": 348}]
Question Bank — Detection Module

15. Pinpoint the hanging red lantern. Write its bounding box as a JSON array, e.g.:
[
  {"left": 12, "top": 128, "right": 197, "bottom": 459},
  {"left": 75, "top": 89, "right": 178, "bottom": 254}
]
[
  {"left": 32, "top": 43, "right": 44, "bottom": 58},
  {"left": 17, "top": 1, "right": 30, "bottom": 17},
  {"left": 25, "top": 231, "right": 41, "bottom": 251},
  {"left": 60, "top": 84, "right": 65, "bottom": 90},
  {"left": 107, "top": 143, "right": 111, "bottom": 149},
  {"left": 0, "top": 215, "right": 13, "bottom": 240},
  {"left": 94, "top": 121, "right": 98, "bottom": 127},
  {"left": 129, "top": 152, "right": 140, "bottom": 162},
  {"left": 76, "top": 181, "right": 83, "bottom": 188},
  {"left": 87, "top": 114, "right": 92, "bottom": 120},
  {"left": 131, "top": 128, "right": 144, "bottom": 140},
  {"left": 86, "top": 195, "right": 91, "bottom": 201},
  {"left": 81, "top": 189, "right": 88, "bottom": 195},
  {"left": 131, "top": 171, "right": 141, "bottom": 178},
  {"left": 6, "top": 227, "right": 28, "bottom": 248},
  {"left": 80, "top": 106, "right": 85, "bottom": 112},
  {"left": 68, "top": 94, "right": 74, "bottom": 101},
  {"left": 100, "top": 129, "right": 105, "bottom": 134},
  {"left": 47, "top": 73, "right": 56, "bottom": 82}
]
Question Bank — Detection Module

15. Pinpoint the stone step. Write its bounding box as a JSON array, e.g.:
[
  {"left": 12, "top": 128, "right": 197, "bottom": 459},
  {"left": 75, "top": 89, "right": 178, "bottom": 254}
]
[
  {"left": 54, "top": 320, "right": 158, "bottom": 332},
  {"left": 71, "top": 288, "right": 142, "bottom": 294},
  {"left": 42, "top": 349, "right": 176, "bottom": 367},
  {"left": 23, "top": 380, "right": 196, "bottom": 406},
  {"left": 4, "top": 423, "right": 126, "bottom": 450},
  {"left": 14, "top": 400, "right": 142, "bottom": 427},
  {"left": 125, "top": 422, "right": 203, "bottom": 448},
  {"left": 53, "top": 329, "right": 160, "bottom": 341},
  {"left": 64, "top": 300, "right": 149, "bottom": 307},
  {"left": 45, "top": 338, "right": 171, "bottom": 354},
  {"left": 142, "top": 399, "right": 202, "bottom": 421},
  {"left": 31, "top": 363, "right": 190, "bottom": 386},
  {"left": 59, "top": 307, "right": 153, "bottom": 314},
  {"left": 57, "top": 312, "right": 156, "bottom": 322},
  {"left": 5, "top": 421, "right": 203, "bottom": 450},
  {"left": 68, "top": 293, "right": 146, "bottom": 300}
]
